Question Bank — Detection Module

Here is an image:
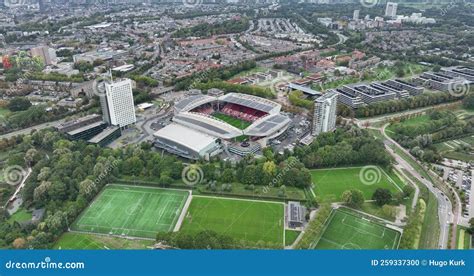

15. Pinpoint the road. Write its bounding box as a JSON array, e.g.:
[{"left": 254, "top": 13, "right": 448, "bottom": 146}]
[
  {"left": 0, "top": 118, "right": 68, "bottom": 140},
  {"left": 379, "top": 124, "right": 453, "bottom": 249}
]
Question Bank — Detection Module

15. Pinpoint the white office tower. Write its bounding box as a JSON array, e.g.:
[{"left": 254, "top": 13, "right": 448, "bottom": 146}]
[
  {"left": 312, "top": 91, "right": 338, "bottom": 136},
  {"left": 385, "top": 2, "right": 398, "bottom": 18},
  {"left": 353, "top": 10, "right": 360, "bottom": 21},
  {"left": 101, "top": 78, "right": 136, "bottom": 129}
]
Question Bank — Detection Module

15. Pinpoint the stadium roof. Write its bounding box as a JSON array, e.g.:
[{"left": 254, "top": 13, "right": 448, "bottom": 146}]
[
  {"left": 174, "top": 95, "right": 216, "bottom": 113},
  {"left": 288, "top": 83, "right": 322, "bottom": 96},
  {"left": 219, "top": 93, "right": 280, "bottom": 114},
  {"left": 173, "top": 112, "right": 243, "bottom": 139},
  {"left": 153, "top": 123, "right": 218, "bottom": 153},
  {"left": 244, "top": 114, "right": 291, "bottom": 137}
]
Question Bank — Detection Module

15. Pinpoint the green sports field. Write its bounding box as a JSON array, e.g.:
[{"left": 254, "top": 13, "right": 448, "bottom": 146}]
[
  {"left": 314, "top": 209, "right": 401, "bottom": 249},
  {"left": 71, "top": 184, "right": 189, "bottom": 238},
  {"left": 212, "top": 112, "right": 252, "bottom": 130},
  {"left": 180, "top": 196, "right": 284, "bottom": 247},
  {"left": 54, "top": 232, "right": 153, "bottom": 249},
  {"left": 311, "top": 167, "right": 404, "bottom": 202}
]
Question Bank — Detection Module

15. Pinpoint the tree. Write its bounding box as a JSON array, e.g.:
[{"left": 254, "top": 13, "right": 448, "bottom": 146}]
[
  {"left": 220, "top": 168, "right": 235, "bottom": 183},
  {"left": 12, "top": 237, "right": 27, "bottom": 249},
  {"left": 463, "top": 93, "right": 474, "bottom": 110},
  {"left": 8, "top": 97, "right": 31, "bottom": 112},
  {"left": 382, "top": 205, "right": 397, "bottom": 219},
  {"left": 79, "top": 179, "right": 97, "bottom": 200},
  {"left": 341, "top": 189, "right": 364, "bottom": 208},
  {"left": 372, "top": 188, "right": 392, "bottom": 206}
]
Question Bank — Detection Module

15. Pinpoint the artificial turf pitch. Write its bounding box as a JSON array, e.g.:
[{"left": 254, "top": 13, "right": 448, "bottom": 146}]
[
  {"left": 212, "top": 112, "right": 252, "bottom": 130},
  {"left": 314, "top": 209, "right": 401, "bottom": 249},
  {"left": 71, "top": 184, "right": 189, "bottom": 239},
  {"left": 311, "top": 167, "right": 404, "bottom": 202},
  {"left": 180, "top": 196, "right": 285, "bottom": 247}
]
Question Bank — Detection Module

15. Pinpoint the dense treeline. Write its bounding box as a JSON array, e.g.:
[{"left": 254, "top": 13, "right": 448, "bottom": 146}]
[
  {"left": 173, "top": 60, "right": 257, "bottom": 90},
  {"left": 399, "top": 199, "right": 426, "bottom": 249},
  {"left": 294, "top": 204, "right": 332, "bottom": 249},
  {"left": 0, "top": 131, "right": 184, "bottom": 249},
  {"left": 288, "top": 91, "right": 313, "bottom": 109},
  {"left": 389, "top": 110, "right": 474, "bottom": 162},
  {"left": 354, "top": 92, "right": 461, "bottom": 118},
  {"left": 196, "top": 81, "right": 275, "bottom": 99},
  {"left": 172, "top": 18, "right": 250, "bottom": 38},
  {"left": 156, "top": 231, "right": 237, "bottom": 249},
  {"left": 292, "top": 126, "right": 393, "bottom": 170}
]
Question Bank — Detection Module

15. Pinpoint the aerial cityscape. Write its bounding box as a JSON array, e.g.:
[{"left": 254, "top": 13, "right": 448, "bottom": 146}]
[{"left": 0, "top": 0, "right": 473, "bottom": 259}]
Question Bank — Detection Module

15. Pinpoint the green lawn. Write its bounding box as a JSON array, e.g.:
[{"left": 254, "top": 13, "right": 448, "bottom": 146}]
[
  {"left": 360, "top": 202, "right": 396, "bottom": 222},
  {"left": 285, "top": 230, "right": 301, "bottom": 246},
  {"left": 457, "top": 227, "right": 471, "bottom": 250},
  {"left": 180, "top": 196, "right": 284, "bottom": 248},
  {"left": 0, "top": 107, "right": 10, "bottom": 119},
  {"left": 8, "top": 208, "right": 32, "bottom": 223},
  {"left": 54, "top": 232, "right": 153, "bottom": 249},
  {"left": 212, "top": 112, "right": 252, "bottom": 130},
  {"left": 311, "top": 167, "right": 405, "bottom": 203},
  {"left": 71, "top": 184, "right": 189, "bottom": 238},
  {"left": 314, "top": 209, "right": 401, "bottom": 249}
]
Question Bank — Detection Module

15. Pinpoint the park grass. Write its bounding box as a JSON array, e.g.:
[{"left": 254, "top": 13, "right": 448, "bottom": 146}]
[
  {"left": 0, "top": 107, "right": 10, "bottom": 119},
  {"left": 433, "top": 135, "right": 474, "bottom": 162},
  {"left": 71, "top": 184, "right": 189, "bottom": 239},
  {"left": 54, "top": 232, "right": 153, "bottom": 249},
  {"left": 212, "top": 112, "right": 252, "bottom": 130},
  {"left": 197, "top": 181, "right": 306, "bottom": 201},
  {"left": 180, "top": 196, "right": 284, "bottom": 248},
  {"left": 285, "top": 230, "right": 300, "bottom": 246},
  {"left": 314, "top": 209, "right": 401, "bottom": 249},
  {"left": 310, "top": 167, "right": 404, "bottom": 203},
  {"left": 456, "top": 226, "right": 471, "bottom": 250},
  {"left": 401, "top": 169, "right": 440, "bottom": 249},
  {"left": 232, "top": 66, "right": 268, "bottom": 78},
  {"left": 360, "top": 202, "right": 396, "bottom": 222},
  {"left": 7, "top": 208, "right": 32, "bottom": 223}
]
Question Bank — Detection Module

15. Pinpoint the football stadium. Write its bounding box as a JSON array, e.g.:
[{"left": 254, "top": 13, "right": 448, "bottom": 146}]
[{"left": 154, "top": 92, "right": 291, "bottom": 159}]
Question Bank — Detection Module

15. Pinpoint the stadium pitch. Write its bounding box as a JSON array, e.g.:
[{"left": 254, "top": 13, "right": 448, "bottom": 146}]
[
  {"left": 314, "top": 209, "right": 401, "bottom": 249},
  {"left": 212, "top": 112, "right": 252, "bottom": 130},
  {"left": 311, "top": 167, "right": 405, "bottom": 202},
  {"left": 180, "top": 196, "right": 285, "bottom": 247},
  {"left": 71, "top": 184, "right": 189, "bottom": 239}
]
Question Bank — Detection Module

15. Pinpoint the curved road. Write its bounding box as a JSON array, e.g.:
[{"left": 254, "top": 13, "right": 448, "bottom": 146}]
[{"left": 380, "top": 124, "right": 454, "bottom": 249}]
